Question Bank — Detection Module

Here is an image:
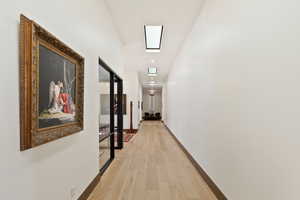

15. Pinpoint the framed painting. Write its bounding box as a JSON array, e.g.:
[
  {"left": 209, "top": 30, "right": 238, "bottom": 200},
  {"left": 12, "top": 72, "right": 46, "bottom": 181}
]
[{"left": 19, "top": 15, "right": 84, "bottom": 150}]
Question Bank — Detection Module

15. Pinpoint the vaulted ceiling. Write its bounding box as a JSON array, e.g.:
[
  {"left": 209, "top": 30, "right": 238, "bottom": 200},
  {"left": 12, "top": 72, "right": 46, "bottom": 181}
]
[{"left": 104, "top": 0, "right": 203, "bottom": 87}]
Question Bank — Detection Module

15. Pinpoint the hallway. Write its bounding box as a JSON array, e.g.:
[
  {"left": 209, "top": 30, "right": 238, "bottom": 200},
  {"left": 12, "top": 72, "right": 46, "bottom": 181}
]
[{"left": 88, "top": 121, "right": 217, "bottom": 200}]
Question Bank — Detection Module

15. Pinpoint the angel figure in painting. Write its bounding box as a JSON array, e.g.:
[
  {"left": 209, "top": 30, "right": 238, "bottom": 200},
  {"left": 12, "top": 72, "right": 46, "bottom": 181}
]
[
  {"left": 48, "top": 80, "right": 75, "bottom": 114},
  {"left": 48, "top": 81, "right": 63, "bottom": 114},
  {"left": 39, "top": 79, "right": 75, "bottom": 128}
]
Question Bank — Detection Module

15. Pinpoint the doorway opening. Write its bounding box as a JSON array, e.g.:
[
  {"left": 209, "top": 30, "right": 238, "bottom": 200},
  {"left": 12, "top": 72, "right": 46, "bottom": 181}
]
[
  {"left": 142, "top": 87, "right": 162, "bottom": 121},
  {"left": 98, "top": 57, "right": 124, "bottom": 174}
]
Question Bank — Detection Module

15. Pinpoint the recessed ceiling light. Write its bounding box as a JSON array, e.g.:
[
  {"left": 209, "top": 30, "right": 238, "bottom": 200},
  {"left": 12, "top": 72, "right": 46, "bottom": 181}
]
[
  {"left": 148, "top": 67, "right": 157, "bottom": 74},
  {"left": 144, "top": 25, "right": 163, "bottom": 52}
]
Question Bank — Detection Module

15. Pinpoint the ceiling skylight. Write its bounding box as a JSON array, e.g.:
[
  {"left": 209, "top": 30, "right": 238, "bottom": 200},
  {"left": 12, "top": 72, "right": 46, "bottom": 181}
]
[{"left": 144, "top": 25, "right": 163, "bottom": 51}]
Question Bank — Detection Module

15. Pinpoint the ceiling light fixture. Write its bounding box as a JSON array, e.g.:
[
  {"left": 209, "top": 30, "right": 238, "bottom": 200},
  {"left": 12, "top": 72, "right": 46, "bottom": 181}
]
[
  {"left": 144, "top": 25, "right": 163, "bottom": 52},
  {"left": 148, "top": 67, "right": 157, "bottom": 74}
]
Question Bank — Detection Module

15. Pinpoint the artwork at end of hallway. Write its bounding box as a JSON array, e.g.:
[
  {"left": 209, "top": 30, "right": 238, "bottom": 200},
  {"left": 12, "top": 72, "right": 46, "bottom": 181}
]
[{"left": 19, "top": 15, "right": 84, "bottom": 150}]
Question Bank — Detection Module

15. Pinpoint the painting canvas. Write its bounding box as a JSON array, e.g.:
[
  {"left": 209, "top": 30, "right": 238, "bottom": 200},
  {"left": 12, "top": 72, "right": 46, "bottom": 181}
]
[
  {"left": 38, "top": 45, "right": 76, "bottom": 128},
  {"left": 20, "top": 15, "right": 84, "bottom": 150}
]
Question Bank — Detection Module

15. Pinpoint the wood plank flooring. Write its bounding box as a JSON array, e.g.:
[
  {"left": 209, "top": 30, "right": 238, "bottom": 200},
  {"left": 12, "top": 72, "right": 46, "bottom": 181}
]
[{"left": 88, "top": 121, "right": 217, "bottom": 200}]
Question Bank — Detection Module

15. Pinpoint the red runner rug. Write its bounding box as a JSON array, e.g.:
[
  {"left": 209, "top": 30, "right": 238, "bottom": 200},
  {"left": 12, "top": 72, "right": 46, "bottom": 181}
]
[{"left": 114, "top": 132, "right": 135, "bottom": 142}]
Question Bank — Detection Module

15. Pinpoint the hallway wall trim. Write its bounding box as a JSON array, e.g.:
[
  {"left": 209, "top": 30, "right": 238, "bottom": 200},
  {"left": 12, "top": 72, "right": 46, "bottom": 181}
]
[
  {"left": 163, "top": 123, "right": 227, "bottom": 200},
  {"left": 78, "top": 172, "right": 101, "bottom": 200}
]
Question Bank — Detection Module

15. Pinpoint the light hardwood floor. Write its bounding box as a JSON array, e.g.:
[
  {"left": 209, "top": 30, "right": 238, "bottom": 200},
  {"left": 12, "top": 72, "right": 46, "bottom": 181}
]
[{"left": 88, "top": 121, "right": 217, "bottom": 200}]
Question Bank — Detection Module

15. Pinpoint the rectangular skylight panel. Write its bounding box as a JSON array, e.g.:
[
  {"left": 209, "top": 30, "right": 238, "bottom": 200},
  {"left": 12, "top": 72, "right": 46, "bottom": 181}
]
[
  {"left": 145, "top": 25, "right": 163, "bottom": 50},
  {"left": 148, "top": 67, "right": 157, "bottom": 74}
]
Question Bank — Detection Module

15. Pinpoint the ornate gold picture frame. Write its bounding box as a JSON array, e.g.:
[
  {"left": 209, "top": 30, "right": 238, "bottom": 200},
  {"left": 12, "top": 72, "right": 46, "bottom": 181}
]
[{"left": 20, "top": 15, "right": 84, "bottom": 151}]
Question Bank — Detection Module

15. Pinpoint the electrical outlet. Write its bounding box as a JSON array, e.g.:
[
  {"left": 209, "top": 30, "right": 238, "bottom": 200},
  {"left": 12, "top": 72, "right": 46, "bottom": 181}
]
[{"left": 70, "top": 187, "right": 77, "bottom": 200}]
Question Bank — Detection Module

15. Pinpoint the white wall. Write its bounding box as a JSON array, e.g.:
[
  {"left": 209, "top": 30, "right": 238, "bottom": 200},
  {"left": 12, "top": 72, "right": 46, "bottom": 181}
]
[
  {"left": 166, "top": 0, "right": 300, "bottom": 199},
  {"left": 0, "top": 0, "right": 123, "bottom": 199},
  {"left": 123, "top": 70, "right": 140, "bottom": 129},
  {"left": 162, "top": 84, "right": 167, "bottom": 121},
  {"left": 138, "top": 83, "right": 143, "bottom": 122}
]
